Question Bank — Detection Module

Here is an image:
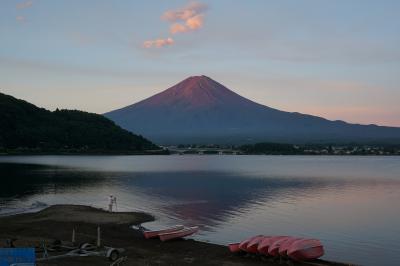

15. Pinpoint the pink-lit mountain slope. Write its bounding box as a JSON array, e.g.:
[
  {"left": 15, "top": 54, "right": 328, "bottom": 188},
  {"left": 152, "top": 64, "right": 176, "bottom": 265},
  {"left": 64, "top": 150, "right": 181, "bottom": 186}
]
[{"left": 104, "top": 76, "right": 400, "bottom": 144}]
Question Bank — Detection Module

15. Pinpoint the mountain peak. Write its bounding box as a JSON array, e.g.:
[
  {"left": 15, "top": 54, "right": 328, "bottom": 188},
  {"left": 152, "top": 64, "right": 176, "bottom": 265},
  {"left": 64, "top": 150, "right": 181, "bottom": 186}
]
[
  {"left": 178, "top": 75, "right": 219, "bottom": 91},
  {"left": 185, "top": 75, "right": 214, "bottom": 83},
  {"left": 188, "top": 75, "right": 209, "bottom": 79},
  {"left": 133, "top": 75, "right": 247, "bottom": 109}
]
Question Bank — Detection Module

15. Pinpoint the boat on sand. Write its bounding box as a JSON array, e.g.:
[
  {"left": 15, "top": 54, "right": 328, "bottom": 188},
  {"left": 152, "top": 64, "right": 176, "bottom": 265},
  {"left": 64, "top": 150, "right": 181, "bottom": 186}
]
[
  {"left": 239, "top": 235, "right": 262, "bottom": 252},
  {"left": 257, "top": 236, "right": 287, "bottom": 255},
  {"left": 238, "top": 238, "right": 252, "bottom": 251},
  {"left": 268, "top": 236, "right": 292, "bottom": 256},
  {"left": 228, "top": 243, "right": 241, "bottom": 253},
  {"left": 159, "top": 226, "right": 199, "bottom": 242},
  {"left": 143, "top": 225, "right": 184, "bottom": 239},
  {"left": 287, "top": 239, "right": 324, "bottom": 261},
  {"left": 229, "top": 234, "right": 325, "bottom": 262},
  {"left": 279, "top": 237, "right": 303, "bottom": 257},
  {"left": 246, "top": 235, "right": 265, "bottom": 253}
]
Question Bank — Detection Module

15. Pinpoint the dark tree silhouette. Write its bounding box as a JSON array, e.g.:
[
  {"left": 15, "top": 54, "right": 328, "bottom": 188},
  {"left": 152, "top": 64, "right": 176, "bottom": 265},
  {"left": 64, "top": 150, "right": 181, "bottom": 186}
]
[{"left": 0, "top": 92, "right": 159, "bottom": 153}]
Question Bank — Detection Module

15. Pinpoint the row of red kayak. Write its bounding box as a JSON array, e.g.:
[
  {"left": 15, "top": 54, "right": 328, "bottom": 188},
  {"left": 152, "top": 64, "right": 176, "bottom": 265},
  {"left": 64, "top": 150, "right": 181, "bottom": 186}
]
[
  {"left": 142, "top": 225, "right": 324, "bottom": 261},
  {"left": 143, "top": 225, "right": 199, "bottom": 241},
  {"left": 229, "top": 235, "right": 324, "bottom": 261}
]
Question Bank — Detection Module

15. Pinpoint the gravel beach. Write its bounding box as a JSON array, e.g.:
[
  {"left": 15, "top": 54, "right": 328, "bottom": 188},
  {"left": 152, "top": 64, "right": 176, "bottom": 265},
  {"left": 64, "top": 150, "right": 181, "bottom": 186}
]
[{"left": 0, "top": 205, "right": 353, "bottom": 266}]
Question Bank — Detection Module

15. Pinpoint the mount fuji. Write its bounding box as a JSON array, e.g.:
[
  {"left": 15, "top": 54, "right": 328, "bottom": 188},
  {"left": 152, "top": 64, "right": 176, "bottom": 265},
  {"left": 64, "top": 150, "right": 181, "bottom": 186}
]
[{"left": 104, "top": 76, "right": 400, "bottom": 145}]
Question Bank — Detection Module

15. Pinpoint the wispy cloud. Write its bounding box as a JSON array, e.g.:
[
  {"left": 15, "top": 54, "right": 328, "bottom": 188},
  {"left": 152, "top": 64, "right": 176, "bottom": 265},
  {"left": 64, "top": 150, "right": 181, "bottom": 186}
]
[
  {"left": 143, "top": 37, "right": 174, "bottom": 48},
  {"left": 163, "top": 2, "right": 208, "bottom": 34},
  {"left": 16, "top": 0, "right": 33, "bottom": 9},
  {"left": 162, "top": 2, "right": 207, "bottom": 22},
  {"left": 170, "top": 14, "right": 204, "bottom": 34},
  {"left": 16, "top": 0, "right": 32, "bottom": 23},
  {"left": 143, "top": 2, "right": 207, "bottom": 49},
  {"left": 170, "top": 23, "right": 187, "bottom": 34},
  {"left": 16, "top": 15, "right": 26, "bottom": 22}
]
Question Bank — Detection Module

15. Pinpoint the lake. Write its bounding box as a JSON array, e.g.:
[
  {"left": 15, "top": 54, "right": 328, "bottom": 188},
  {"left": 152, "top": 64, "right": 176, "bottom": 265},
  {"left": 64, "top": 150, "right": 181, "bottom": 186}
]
[{"left": 0, "top": 155, "right": 399, "bottom": 265}]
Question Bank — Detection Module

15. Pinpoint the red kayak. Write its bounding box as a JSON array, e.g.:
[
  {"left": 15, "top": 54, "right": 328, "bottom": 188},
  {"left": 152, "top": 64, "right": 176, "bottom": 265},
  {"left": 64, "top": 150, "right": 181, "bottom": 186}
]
[
  {"left": 279, "top": 237, "right": 303, "bottom": 257},
  {"left": 257, "top": 236, "right": 287, "bottom": 255},
  {"left": 287, "top": 239, "right": 324, "bottom": 261},
  {"left": 159, "top": 226, "right": 199, "bottom": 242},
  {"left": 238, "top": 238, "right": 252, "bottom": 252},
  {"left": 268, "top": 236, "right": 292, "bottom": 256},
  {"left": 228, "top": 243, "right": 241, "bottom": 253},
  {"left": 143, "top": 225, "right": 184, "bottom": 239},
  {"left": 239, "top": 235, "right": 262, "bottom": 252},
  {"left": 246, "top": 235, "right": 266, "bottom": 253}
]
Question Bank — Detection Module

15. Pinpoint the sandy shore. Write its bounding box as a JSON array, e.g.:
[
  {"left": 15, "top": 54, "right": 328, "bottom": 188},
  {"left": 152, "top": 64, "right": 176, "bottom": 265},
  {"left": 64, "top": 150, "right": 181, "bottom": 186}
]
[{"left": 0, "top": 205, "right": 353, "bottom": 266}]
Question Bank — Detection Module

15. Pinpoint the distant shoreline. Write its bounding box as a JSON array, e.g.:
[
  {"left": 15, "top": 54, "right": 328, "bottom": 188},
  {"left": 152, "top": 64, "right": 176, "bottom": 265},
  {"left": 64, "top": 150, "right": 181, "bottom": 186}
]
[
  {"left": 168, "top": 142, "right": 400, "bottom": 156},
  {"left": 0, "top": 152, "right": 399, "bottom": 156},
  {"left": 2, "top": 142, "right": 400, "bottom": 156},
  {"left": 0, "top": 149, "right": 169, "bottom": 156}
]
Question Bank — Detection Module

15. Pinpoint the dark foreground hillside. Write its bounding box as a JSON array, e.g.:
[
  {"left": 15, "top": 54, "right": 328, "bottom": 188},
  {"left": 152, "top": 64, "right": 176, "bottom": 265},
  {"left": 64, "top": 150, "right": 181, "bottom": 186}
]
[{"left": 0, "top": 92, "right": 159, "bottom": 153}]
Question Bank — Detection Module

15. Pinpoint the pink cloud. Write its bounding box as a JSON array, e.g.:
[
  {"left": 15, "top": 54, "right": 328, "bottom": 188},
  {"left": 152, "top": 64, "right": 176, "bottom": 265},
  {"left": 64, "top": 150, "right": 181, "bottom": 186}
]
[
  {"left": 161, "top": 2, "right": 207, "bottom": 22},
  {"left": 16, "top": 0, "right": 33, "bottom": 9},
  {"left": 170, "top": 23, "right": 188, "bottom": 34},
  {"left": 169, "top": 14, "right": 205, "bottom": 34},
  {"left": 186, "top": 14, "right": 204, "bottom": 30},
  {"left": 143, "top": 37, "right": 175, "bottom": 48},
  {"left": 143, "top": 2, "right": 207, "bottom": 48},
  {"left": 163, "top": 2, "right": 207, "bottom": 34}
]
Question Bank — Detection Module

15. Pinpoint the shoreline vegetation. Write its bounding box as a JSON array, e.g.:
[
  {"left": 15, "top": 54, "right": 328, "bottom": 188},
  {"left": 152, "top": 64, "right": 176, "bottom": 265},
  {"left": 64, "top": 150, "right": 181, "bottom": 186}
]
[
  {"left": 0, "top": 205, "right": 353, "bottom": 266},
  {"left": 169, "top": 142, "right": 400, "bottom": 156},
  {"left": 2, "top": 142, "right": 400, "bottom": 156},
  {"left": 0, "top": 149, "right": 169, "bottom": 156}
]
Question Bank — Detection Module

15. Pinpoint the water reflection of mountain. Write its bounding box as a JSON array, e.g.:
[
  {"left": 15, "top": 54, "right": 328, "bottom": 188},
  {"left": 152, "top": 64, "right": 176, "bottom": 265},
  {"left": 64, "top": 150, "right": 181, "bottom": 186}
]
[
  {"left": 2, "top": 163, "right": 398, "bottom": 228},
  {"left": 121, "top": 171, "right": 393, "bottom": 228}
]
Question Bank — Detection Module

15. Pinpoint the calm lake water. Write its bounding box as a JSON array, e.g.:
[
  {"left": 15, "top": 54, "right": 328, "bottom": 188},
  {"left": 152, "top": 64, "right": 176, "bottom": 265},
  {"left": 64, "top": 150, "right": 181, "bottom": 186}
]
[{"left": 0, "top": 155, "right": 399, "bottom": 265}]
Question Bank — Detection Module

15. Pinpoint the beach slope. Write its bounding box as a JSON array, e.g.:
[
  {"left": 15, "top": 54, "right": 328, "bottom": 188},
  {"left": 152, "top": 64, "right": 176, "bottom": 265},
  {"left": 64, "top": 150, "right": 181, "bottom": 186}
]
[{"left": 0, "top": 205, "right": 350, "bottom": 266}]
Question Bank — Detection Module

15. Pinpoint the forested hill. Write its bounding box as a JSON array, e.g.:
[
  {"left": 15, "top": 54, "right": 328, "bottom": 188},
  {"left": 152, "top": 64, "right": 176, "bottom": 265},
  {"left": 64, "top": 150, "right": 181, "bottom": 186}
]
[{"left": 0, "top": 92, "right": 159, "bottom": 153}]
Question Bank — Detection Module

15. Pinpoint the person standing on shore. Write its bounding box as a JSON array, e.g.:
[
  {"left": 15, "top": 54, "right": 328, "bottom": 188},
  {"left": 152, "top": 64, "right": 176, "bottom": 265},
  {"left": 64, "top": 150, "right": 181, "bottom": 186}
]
[
  {"left": 108, "top": 195, "right": 118, "bottom": 212},
  {"left": 108, "top": 195, "right": 114, "bottom": 212},
  {"left": 113, "top": 196, "right": 117, "bottom": 211}
]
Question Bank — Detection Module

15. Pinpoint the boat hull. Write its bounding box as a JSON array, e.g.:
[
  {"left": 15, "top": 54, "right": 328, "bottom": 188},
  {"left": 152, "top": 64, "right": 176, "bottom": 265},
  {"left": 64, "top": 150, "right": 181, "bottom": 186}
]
[
  {"left": 268, "top": 236, "right": 291, "bottom": 256},
  {"left": 239, "top": 235, "right": 262, "bottom": 252},
  {"left": 246, "top": 235, "right": 265, "bottom": 253},
  {"left": 228, "top": 243, "right": 241, "bottom": 253},
  {"left": 278, "top": 237, "right": 302, "bottom": 257},
  {"left": 143, "top": 225, "right": 184, "bottom": 239},
  {"left": 159, "top": 226, "right": 199, "bottom": 242},
  {"left": 287, "top": 239, "right": 324, "bottom": 261},
  {"left": 238, "top": 239, "right": 251, "bottom": 252},
  {"left": 257, "top": 236, "right": 286, "bottom": 255}
]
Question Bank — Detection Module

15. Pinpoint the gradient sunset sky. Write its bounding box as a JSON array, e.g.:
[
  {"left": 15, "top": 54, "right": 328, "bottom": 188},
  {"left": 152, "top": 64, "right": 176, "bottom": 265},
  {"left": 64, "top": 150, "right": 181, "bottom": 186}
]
[{"left": 1, "top": 0, "right": 399, "bottom": 126}]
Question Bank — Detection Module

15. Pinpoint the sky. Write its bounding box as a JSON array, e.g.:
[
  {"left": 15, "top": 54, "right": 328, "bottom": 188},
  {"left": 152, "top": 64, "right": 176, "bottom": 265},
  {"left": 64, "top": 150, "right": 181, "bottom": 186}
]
[{"left": 1, "top": 0, "right": 400, "bottom": 127}]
